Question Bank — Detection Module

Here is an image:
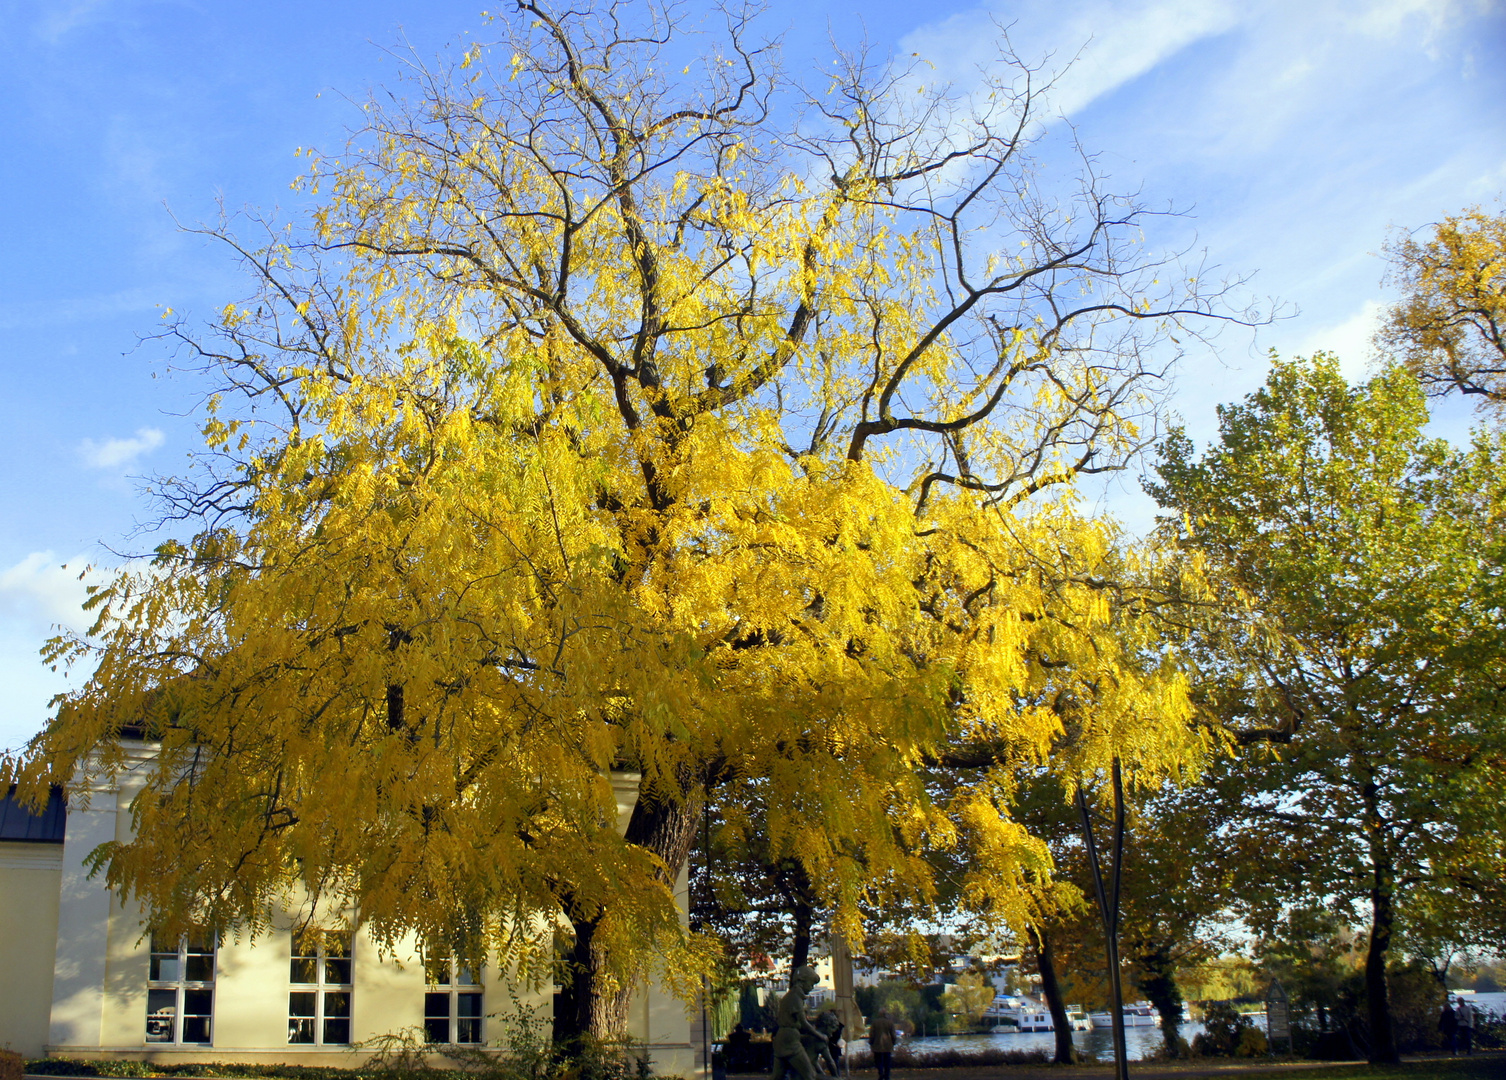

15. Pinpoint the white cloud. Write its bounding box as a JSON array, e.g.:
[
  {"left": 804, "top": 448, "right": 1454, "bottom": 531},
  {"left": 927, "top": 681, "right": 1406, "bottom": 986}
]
[
  {"left": 0, "top": 551, "right": 95, "bottom": 631},
  {"left": 901, "top": 0, "right": 1242, "bottom": 119},
  {"left": 78, "top": 426, "right": 164, "bottom": 470},
  {"left": 1297, "top": 299, "right": 1386, "bottom": 379}
]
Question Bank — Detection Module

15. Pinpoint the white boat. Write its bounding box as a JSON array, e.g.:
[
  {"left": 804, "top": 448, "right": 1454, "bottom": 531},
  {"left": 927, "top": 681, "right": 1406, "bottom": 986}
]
[
  {"left": 983, "top": 994, "right": 1057, "bottom": 1032},
  {"left": 1088, "top": 1002, "right": 1159, "bottom": 1028},
  {"left": 1065, "top": 1005, "right": 1094, "bottom": 1031}
]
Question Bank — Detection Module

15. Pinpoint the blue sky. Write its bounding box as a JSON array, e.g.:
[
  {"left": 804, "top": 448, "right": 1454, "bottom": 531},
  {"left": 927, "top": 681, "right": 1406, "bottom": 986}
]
[{"left": 1, "top": 0, "right": 1503, "bottom": 753}]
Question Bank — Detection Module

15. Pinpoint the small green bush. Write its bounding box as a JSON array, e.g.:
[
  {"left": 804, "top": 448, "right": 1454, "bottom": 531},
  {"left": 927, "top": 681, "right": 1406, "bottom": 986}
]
[
  {"left": 1, "top": 1048, "right": 25, "bottom": 1080},
  {"left": 1192, "top": 1000, "right": 1264, "bottom": 1057}
]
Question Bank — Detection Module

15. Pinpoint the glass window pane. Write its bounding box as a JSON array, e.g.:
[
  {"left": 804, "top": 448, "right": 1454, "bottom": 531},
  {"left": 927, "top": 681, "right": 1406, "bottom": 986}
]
[
  {"left": 290, "top": 957, "right": 320, "bottom": 983},
  {"left": 288, "top": 1017, "right": 316, "bottom": 1044},
  {"left": 291, "top": 931, "right": 320, "bottom": 959},
  {"left": 424, "top": 957, "right": 449, "bottom": 985},
  {"left": 186, "top": 935, "right": 215, "bottom": 955},
  {"left": 425, "top": 992, "right": 450, "bottom": 1020},
  {"left": 455, "top": 964, "right": 480, "bottom": 986},
  {"left": 182, "top": 1015, "right": 212, "bottom": 1044},
  {"left": 456, "top": 1017, "right": 481, "bottom": 1044},
  {"left": 458, "top": 994, "right": 483, "bottom": 1018},
  {"left": 324, "top": 935, "right": 352, "bottom": 958},
  {"left": 150, "top": 955, "right": 181, "bottom": 982},
  {"left": 325, "top": 957, "right": 352, "bottom": 984},
  {"left": 185, "top": 954, "right": 215, "bottom": 982},
  {"left": 323, "top": 1017, "right": 351, "bottom": 1045},
  {"left": 323, "top": 990, "right": 351, "bottom": 1018},
  {"left": 184, "top": 989, "right": 213, "bottom": 1015},
  {"left": 423, "top": 1017, "right": 449, "bottom": 1044},
  {"left": 146, "top": 988, "right": 177, "bottom": 1043},
  {"left": 289, "top": 991, "right": 317, "bottom": 1018}
]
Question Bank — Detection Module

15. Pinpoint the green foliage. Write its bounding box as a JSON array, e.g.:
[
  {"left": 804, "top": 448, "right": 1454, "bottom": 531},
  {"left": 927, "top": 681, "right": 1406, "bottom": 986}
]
[
  {"left": 854, "top": 979, "right": 953, "bottom": 1035},
  {"left": 1182, "top": 956, "right": 1262, "bottom": 1004},
  {"left": 939, "top": 969, "right": 998, "bottom": 1032},
  {"left": 0, "top": 1049, "right": 21, "bottom": 1080},
  {"left": 1259, "top": 913, "right": 1456, "bottom": 1056},
  {"left": 1191, "top": 1001, "right": 1267, "bottom": 1057},
  {"left": 1150, "top": 353, "right": 1506, "bottom": 1061},
  {"left": 1453, "top": 960, "right": 1506, "bottom": 993}
]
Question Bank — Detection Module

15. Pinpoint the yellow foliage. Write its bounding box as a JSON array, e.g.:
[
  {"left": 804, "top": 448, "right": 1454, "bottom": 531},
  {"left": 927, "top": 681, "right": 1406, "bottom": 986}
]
[{"left": 4, "top": 3, "right": 1225, "bottom": 1027}]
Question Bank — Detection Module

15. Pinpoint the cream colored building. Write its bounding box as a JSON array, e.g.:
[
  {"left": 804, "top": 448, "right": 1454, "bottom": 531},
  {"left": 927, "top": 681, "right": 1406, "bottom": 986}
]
[{"left": 0, "top": 741, "right": 697, "bottom": 1073}]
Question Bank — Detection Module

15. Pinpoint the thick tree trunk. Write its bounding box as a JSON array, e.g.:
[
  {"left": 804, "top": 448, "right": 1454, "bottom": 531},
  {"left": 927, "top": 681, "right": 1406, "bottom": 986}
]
[
  {"left": 554, "top": 771, "right": 706, "bottom": 1051},
  {"left": 1028, "top": 925, "right": 1075, "bottom": 1064},
  {"left": 1132, "top": 944, "right": 1186, "bottom": 1058},
  {"left": 1361, "top": 777, "right": 1399, "bottom": 1066},
  {"left": 791, "top": 895, "right": 814, "bottom": 969},
  {"left": 555, "top": 907, "right": 631, "bottom": 1048},
  {"left": 1365, "top": 876, "right": 1398, "bottom": 1064}
]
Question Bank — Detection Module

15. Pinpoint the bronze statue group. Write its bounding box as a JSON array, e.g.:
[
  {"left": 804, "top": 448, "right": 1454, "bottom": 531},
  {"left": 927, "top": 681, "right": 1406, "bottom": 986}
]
[{"left": 763, "top": 966, "right": 898, "bottom": 1080}]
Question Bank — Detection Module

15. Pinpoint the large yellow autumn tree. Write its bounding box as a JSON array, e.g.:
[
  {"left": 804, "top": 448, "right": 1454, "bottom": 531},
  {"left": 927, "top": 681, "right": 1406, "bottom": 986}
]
[{"left": 7, "top": 2, "right": 1243, "bottom": 1043}]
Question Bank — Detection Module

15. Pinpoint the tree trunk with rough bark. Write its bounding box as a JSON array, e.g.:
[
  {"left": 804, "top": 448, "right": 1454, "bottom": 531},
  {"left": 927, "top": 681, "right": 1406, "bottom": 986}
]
[
  {"left": 1362, "top": 778, "right": 1399, "bottom": 1066},
  {"left": 1132, "top": 943, "right": 1186, "bottom": 1058},
  {"left": 555, "top": 772, "right": 706, "bottom": 1050},
  {"left": 1365, "top": 876, "right": 1399, "bottom": 1064},
  {"left": 1029, "top": 925, "right": 1076, "bottom": 1064},
  {"left": 555, "top": 907, "right": 632, "bottom": 1047}
]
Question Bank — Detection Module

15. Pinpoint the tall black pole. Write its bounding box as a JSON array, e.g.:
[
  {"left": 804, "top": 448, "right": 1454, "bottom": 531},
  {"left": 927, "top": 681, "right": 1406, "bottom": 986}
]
[
  {"left": 1077, "top": 758, "right": 1129, "bottom": 1080},
  {"left": 700, "top": 784, "right": 712, "bottom": 1080}
]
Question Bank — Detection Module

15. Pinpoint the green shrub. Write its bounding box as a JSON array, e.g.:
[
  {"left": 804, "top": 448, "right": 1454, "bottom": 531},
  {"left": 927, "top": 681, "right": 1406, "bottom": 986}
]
[
  {"left": 1192, "top": 1000, "right": 1262, "bottom": 1057},
  {"left": 0, "top": 1048, "right": 24, "bottom": 1080}
]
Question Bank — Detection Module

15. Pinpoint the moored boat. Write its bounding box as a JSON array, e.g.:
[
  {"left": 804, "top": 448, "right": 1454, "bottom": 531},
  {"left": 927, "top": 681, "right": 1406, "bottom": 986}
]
[
  {"left": 1088, "top": 1002, "right": 1159, "bottom": 1028},
  {"left": 984, "top": 994, "right": 1056, "bottom": 1032}
]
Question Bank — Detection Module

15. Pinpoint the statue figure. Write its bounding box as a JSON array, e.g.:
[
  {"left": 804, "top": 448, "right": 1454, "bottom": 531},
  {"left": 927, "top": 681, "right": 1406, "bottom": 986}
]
[
  {"left": 806, "top": 1008, "right": 844, "bottom": 1075},
  {"left": 771, "top": 966, "right": 825, "bottom": 1080}
]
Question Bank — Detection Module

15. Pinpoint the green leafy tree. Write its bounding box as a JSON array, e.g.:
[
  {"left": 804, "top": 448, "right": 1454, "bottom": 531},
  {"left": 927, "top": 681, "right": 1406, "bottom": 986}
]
[{"left": 1147, "top": 354, "right": 1506, "bottom": 1063}]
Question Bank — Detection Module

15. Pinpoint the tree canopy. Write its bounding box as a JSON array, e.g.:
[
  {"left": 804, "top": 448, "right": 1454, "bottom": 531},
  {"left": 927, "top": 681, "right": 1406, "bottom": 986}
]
[
  {"left": 6, "top": 2, "right": 1242, "bottom": 1043},
  {"left": 1148, "top": 353, "right": 1506, "bottom": 1062},
  {"left": 1379, "top": 205, "right": 1506, "bottom": 419}
]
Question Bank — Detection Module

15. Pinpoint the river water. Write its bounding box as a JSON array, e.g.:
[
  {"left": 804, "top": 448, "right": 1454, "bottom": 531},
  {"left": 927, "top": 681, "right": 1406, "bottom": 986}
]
[
  {"left": 849, "top": 1022, "right": 1204, "bottom": 1063},
  {"left": 859, "top": 993, "right": 1506, "bottom": 1062}
]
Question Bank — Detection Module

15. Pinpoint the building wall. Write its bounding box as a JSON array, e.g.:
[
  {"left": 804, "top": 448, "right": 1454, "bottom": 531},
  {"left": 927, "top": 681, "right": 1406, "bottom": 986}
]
[
  {"left": 0, "top": 750, "right": 692, "bottom": 1072},
  {"left": 0, "top": 840, "right": 62, "bottom": 1057}
]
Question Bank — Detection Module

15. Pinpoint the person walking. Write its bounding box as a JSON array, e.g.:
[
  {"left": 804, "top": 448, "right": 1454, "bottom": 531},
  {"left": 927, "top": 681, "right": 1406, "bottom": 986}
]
[
  {"left": 1439, "top": 1000, "right": 1459, "bottom": 1055},
  {"left": 1456, "top": 997, "right": 1476, "bottom": 1055},
  {"left": 867, "top": 1008, "right": 898, "bottom": 1080}
]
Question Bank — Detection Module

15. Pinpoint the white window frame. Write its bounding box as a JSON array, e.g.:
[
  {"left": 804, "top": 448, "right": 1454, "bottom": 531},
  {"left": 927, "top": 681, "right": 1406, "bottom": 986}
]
[
  {"left": 423, "top": 958, "right": 484, "bottom": 1045},
  {"left": 288, "top": 931, "right": 354, "bottom": 1045},
  {"left": 146, "top": 933, "right": 216, "bottom": 1045}
]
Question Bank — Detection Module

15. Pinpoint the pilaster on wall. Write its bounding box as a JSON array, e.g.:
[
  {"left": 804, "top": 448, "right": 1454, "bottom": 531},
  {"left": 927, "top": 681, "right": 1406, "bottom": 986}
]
[
  {"left": 50, "top": 744, "right": 155, "bottom": 1051},
  {"left": 0, "top": 840, "right": 63, "bottom": 1056}
]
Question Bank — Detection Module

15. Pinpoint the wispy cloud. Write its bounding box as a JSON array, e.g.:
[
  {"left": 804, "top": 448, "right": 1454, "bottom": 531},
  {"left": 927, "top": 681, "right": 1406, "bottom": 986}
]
[
  {"left": 34, "top": 0, "right": 115, "bottom": 44},
  {"left": 78, "top": 426, "right": 163, "bottom": 470},
  {"left": 901, "top": 0, "right": 1242, "bottom": 119},
  {"left": 0, "top": 286, "right": 160, "bottom": 331},
  {"left": 0, "top": 552, "right": 102, "bottom": 752},
  {"left": 0, "top": 551, "right": 95, "bottom": 631},
  {"left": 1297, "top": 299, "right": 1387, "bottom": 379}
]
